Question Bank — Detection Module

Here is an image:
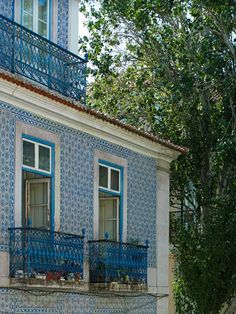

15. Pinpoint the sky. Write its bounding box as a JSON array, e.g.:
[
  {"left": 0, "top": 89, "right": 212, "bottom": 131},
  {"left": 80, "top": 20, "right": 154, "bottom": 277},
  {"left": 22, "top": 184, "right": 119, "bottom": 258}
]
[{"left": 78, "top": 11, "right": 89, "bottom": 37}]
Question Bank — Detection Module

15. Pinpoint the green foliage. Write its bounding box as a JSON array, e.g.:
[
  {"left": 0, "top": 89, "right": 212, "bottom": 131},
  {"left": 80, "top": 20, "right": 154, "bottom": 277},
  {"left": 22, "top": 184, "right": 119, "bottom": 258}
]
[
  {"left": 174, "top": 189, "right": 236, "bottom": 313},
  {"left": 79, "top": 0, "right": 236, "bottom": 312}
]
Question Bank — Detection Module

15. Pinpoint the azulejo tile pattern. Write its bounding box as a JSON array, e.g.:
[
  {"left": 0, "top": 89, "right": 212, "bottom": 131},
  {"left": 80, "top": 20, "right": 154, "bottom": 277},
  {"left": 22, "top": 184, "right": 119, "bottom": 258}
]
[
  {"left": 0, "top": 101, "right": 157, "bottom": 267},
  {"left": 0, "top": 108, "right": 15, "bottom": 248},
  {"left": 0, "top": 101, "right": 157, "bottom": 312},
  {"left": 0, "top": 288, "right": 157, "bottom": 313},
  {"left": 57, "top": 0, "right": 69, "bottom": 49},
  {"left": 0, "top": 0, "right": 13, "bottom": 19}
]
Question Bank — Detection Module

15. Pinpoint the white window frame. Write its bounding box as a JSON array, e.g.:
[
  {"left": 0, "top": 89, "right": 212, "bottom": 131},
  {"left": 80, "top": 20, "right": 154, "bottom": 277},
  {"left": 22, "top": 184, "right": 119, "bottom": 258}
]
[
  {"left": 22, "top": 138, "right": 52, "bottom": 175},
  {"left": 21, "top": 0, "right": 50, "bottom": 38},
  {"left": 98, "top": 163, "right": 120, "bottom": 193}
]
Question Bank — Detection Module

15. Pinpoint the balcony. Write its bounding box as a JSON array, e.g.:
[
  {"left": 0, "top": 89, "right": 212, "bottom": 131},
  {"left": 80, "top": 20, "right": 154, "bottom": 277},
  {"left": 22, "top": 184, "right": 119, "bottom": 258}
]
[
  {"left": 9, "top": 228, "right": 85, "bottom": 283},
  {"left": 0, "top": 15, "right": 87, "bottom": 104},
  {"left": 88, "top": 239, "right": 148, "bottom": 290}
]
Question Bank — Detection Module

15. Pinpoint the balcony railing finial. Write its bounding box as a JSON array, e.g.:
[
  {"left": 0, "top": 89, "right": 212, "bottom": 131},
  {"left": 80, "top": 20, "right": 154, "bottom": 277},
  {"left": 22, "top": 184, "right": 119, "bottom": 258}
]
[{"left": 82, "top": 228, "right": 86, "bottom": 237}]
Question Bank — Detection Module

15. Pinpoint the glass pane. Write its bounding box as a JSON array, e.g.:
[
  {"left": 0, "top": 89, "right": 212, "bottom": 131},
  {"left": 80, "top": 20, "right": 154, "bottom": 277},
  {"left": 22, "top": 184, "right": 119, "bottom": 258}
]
[
  {"left": 99, "top": 165, "right": 108, "bottom": 188},
  {"left": 104, "top": 221, "right": 117, "bottom": 241},
  {"left": 23, "top": 12, "right": 33, "bottom": 30},
  {"left": 38, "top": 20, "right": 47, "bottom": 37},
  {"left": 38, "top": 0, "right": 48, "bottom": 22},
  {"left": 30, "top": 182, "right": 48, "bottom": 205},
  {"left": 23, "top": 141, "right": 35, "bottom": 167},
  {"left": 111, "top": 169, "right": 120, "bottom": 191},
  {"left": 104, "top": 199, "right": 117, "bottom": 219},
  {"left": 28, "top": 181, "right": 49, "bottom": 228},
  {"left": 39, "top": 145, "right": 50, "bottom": 172},
  {"left": 23, "top": 0, "right": 33, "bottom": 14},
  {"left": 99, "top": 197, "right": 118, "bottom": 240}
]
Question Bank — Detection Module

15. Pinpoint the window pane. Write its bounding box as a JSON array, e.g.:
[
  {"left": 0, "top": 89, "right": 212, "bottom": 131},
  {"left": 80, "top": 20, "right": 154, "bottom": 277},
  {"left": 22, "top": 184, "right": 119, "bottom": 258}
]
[
  {"left": 39, "top": 145, "right": 50, "bottom": 172},
  {"left": 104, "top": 199, "right": 117, "bottom": 219},
  {"left": 28, "top": 180, "right": 50, "bottom": 228},
  {"left": 38, "top": 0, "right": 48, "bottom": 22},
  {"left": 23, "top": 141, "right": 35, "bottom": 167},
  {"left": 23, "top": 12, "right": 33, "bottom": 30},
  {"left": 23, "top": 0, "right": 33, "bottom": 14},
  {"left": 104, "top": 221, "right": 117, "bottom": 241},
  {"left": 111, "top": 169, "right": 120, "bottom": 191},
  {"left": 99, "top": 165, "right": 108, "bottom": 188},
  {"left": 38, "top": 20, "right": 47, "bottom": 37}
]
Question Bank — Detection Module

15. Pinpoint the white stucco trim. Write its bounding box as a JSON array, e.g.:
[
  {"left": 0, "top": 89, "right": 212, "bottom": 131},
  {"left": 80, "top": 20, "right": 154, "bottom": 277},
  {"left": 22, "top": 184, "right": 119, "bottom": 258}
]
[
  {"left": 0, "top": 252, "right": 9, "bottom": 286},
  {"left": 155, "top": 159, "right": 170, "bottom": 314},
  {"left": 0, "top": 79, "right": 181, "bottom": 162},
  {"left": 93, "top": 150, "right": 128, "bottom": 241},
  {"left": 15, "top": 121, "right": 61, "bottom": 231},
  {"left": 51, "top": 0, "right": 58, "bottom": 44},
  {"left": 147, "top": 267, "right": 157, "bottom": 293},
  {"left": 14, "top": 0, "right": 21, "bottom": 23},
  {"left": 68, "top": 0, "right": 79, "bottom": 54}
]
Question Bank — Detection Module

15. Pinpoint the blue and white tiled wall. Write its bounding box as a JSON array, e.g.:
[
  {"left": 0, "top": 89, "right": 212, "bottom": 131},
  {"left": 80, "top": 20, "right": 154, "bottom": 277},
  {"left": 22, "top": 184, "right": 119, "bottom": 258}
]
[
  {"left": 0, "top": 0, "right": 70, "bottom": 49},
  {"left": 0, "top": 102, "right": 157, "bottom": 313},
  {"left": 0, "top": 288, "right": 157, "bottom": 313},
  {"left": 0, "top": 0, "right": 13, "bottom": 19},
  {"left": 57, "top": 0, "right": 69, "bottom": 49},
  {"left": 0, "top": 101, "right": 157, "bottom": 266}
]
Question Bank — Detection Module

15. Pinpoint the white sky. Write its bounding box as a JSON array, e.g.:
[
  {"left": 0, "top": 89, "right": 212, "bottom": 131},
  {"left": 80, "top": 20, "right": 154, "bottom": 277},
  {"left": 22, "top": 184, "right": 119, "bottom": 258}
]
[{"left": 78, "top": 11, "right": 89, "bottom": 37}]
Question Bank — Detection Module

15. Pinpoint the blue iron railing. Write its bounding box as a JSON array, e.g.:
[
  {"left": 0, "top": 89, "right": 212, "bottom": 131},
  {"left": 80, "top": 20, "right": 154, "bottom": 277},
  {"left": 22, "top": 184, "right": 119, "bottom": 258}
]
[
  {"left": 88, "top": 239, "right": 148, "bottom": 285},
  {"left": 9, "top": 228, "right": 85, "bottom": 278},
  {"left": 0, "top": 15, "right": 87, "bottom": 104}
]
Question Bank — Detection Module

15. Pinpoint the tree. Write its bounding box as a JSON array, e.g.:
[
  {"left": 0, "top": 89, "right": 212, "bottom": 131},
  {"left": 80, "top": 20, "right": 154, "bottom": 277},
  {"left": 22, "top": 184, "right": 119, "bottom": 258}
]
[{"left": 79, "top": 1, "right": 236, "bottom": 312}]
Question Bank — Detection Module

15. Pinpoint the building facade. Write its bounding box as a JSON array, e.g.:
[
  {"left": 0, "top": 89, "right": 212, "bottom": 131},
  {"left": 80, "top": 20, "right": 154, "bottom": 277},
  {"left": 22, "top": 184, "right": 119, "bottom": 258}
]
[{"left": 0, "top": 1, "right": 186, "bottom": 313}]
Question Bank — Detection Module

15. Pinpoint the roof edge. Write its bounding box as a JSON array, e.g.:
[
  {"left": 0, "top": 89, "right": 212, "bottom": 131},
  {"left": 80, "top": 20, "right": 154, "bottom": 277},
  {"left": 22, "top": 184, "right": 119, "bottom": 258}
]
[{"left": 0, "top": 70, "right": 188, "bottom": 154}]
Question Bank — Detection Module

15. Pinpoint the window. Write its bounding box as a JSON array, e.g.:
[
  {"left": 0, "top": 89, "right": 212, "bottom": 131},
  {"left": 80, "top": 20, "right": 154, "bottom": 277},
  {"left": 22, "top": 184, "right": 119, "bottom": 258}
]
[
  {"left": 21, "top": 0, "right": 50, "bottom": 38},
  {"left": 99, "top": 164, "right": 120, "bottom": 192},
  {"left": 98, "top": 162, "right": 123, "bottom": 241},
  {"left": 22, "top": 135, "right": 54, "bottom": 229},
  {"left": 23, "top": 138, "right": 51, "bottom": 174}
]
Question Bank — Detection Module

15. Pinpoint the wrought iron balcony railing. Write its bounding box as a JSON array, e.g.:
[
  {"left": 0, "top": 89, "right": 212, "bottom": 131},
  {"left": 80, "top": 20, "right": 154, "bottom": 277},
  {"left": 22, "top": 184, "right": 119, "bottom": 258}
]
[
  {"left": 88, "top": 239, "right": 148, "bottom": 285},
  {"left": 9, "top": 227, "right": 85, "bottom": 279},
  {"left": 0, "top": 15, "right": 87, "bottom": 104}
]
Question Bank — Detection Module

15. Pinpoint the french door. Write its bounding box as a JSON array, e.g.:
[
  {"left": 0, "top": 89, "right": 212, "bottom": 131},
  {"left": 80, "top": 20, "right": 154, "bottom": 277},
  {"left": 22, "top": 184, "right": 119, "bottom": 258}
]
[
  {"left": 25, "top": 178, "right": 50, "bottom": 228},
  {"left": 99, "top": 196, "right": 119, "bottom": 241}
]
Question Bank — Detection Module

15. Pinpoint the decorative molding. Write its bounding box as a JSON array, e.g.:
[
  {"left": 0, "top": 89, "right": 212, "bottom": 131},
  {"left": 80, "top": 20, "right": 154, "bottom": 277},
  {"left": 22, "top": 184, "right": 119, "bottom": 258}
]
[
  {"left": 68, "top": 0, "right": 79, "bottom": 54},
  {"left": 0, "top": 245, "right": 9, "bottom": 252}
]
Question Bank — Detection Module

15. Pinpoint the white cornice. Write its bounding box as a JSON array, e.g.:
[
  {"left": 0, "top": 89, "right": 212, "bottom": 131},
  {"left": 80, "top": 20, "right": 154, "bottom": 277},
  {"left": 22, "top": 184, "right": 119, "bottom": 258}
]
[{"left": 0, "top": 78, "right": 181, "bottom": 162}]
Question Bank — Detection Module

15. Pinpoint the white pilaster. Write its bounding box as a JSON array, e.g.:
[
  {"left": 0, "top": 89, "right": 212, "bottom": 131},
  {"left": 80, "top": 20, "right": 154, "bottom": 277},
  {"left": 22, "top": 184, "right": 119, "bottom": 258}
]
[
  {"left": 68, "top": 0, "right": 79, "bottom": 54},
  {"left": 156, "top": 159, "right": 170, "bottom": 314}
]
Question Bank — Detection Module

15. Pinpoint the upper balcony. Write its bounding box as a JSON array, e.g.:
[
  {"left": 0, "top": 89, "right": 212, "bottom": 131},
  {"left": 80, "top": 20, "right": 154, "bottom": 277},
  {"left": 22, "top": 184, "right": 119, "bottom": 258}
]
[{"left": 0, "top": 15, "right": 87, "bottom": 105}]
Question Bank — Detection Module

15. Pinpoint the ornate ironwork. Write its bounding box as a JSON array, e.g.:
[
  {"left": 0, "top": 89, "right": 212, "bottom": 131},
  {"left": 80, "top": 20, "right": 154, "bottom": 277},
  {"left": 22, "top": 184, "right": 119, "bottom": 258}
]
[
  {"left": 88, "top": 239, "right": 148, "bottom": 285},
  {"left": 9, "top": 227, "right": 85, "bottom": 278},
  {"left": 0, "top": 15, "right": 87, "bottom": 104}
]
